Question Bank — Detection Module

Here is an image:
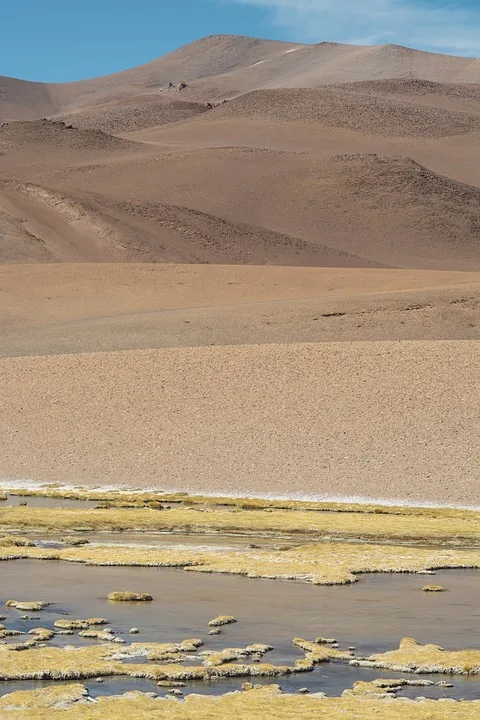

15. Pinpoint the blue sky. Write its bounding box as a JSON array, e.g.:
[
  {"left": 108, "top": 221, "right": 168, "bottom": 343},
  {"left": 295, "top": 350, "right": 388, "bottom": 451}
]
[{"left": 1, "top": 0, "right": 479, "bottom": 82}]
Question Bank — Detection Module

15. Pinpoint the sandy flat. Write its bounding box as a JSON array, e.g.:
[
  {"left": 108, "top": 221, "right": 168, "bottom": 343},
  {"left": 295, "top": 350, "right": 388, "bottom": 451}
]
[
  {"left": 0, "top": 341, "right": 478, "bottom": 507},
  {"left": 1, "top": 264, "right": 478, "bottom": 357},
  {"left": 2, "top": 264, "right": 478, "bottom": 324}
]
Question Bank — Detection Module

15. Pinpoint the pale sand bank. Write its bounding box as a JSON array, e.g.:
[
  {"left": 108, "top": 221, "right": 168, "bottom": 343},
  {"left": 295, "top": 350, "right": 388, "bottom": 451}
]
[{"left": 0, "top": 341, "right": 477, "bottom": 506}]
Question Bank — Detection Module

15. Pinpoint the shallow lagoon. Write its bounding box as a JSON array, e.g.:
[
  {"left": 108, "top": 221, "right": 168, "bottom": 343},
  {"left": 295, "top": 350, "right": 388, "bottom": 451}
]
[{"left": 1, "top": 559, "right": 480, "bottom": 700}]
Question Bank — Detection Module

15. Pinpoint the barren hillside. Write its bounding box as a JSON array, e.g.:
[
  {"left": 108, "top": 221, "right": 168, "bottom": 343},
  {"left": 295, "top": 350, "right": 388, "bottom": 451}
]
[
  {"left": 0, "top": 118, "right": 135, "bottom": 152},
  {"left": 207, "top": 86, "right": 480, "bottom": 137},
  {"left": 0, "top": 34, "right": 479, "bottom": 504},
  {"left": 0, "top": 35, "right": 298, "bottom": 119},
  {"left": 1, "top": 177, "right": 381, "bottom": 266},
  {"left": 1, "top": 35, "right": 479, "bottom": 121},
  {"left": 7, "top": 142, "right": 474, "bottom": 270},
  {"left": 56, "top": 96, "right": 209, "bottom": 134}
]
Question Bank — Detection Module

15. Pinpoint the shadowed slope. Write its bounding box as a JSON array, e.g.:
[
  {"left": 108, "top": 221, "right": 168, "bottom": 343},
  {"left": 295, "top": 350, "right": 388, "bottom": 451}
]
[
  {"left": 55, "top": 96, "right": 209, "bottom": 134},
  {"left": 0, "top": 76, "right": 57, "bottom": 120},
  {"left": 0, "top": 179, "right": 378, "bottom": 266},
  {"left": 36, "top": 148, "right": 480, "bottom": 270}
]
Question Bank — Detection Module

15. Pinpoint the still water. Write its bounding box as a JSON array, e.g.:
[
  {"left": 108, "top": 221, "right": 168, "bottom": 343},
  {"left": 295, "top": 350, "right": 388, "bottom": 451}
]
[{"left": 1, "top": 560, "right": 479, "bottom": 699}]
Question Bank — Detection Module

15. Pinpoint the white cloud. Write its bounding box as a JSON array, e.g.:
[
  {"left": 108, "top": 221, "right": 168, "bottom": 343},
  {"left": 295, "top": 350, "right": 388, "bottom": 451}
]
[{"left": 229, "top": 0, "right": 480, "bottom": 56}]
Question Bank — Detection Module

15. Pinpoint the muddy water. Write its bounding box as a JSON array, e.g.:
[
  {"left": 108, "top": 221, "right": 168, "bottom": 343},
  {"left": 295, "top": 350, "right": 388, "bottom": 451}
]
[
  {"left": 33, "top": 534, "right": 298, "bottom": 551},
  {"left": 0, "top": 495, "right": 97, "bottom": 509},
  {"left": 4, "top": 667, "right": 480, "bottom": 701},
  {"left": 65, "top": 533, "right": 295, "bottom": 548},
  {"left": 0, "top": 495, "right": 238, "bottom": 512},
  {"left": 1, "top": 561, "right": 480, "bottom": 699}
]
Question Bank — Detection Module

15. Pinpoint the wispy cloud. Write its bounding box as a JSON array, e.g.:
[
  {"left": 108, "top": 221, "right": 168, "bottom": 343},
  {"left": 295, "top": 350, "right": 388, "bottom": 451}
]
[{"left": 228, "top": 0, "right": 480, "bottom": 56}]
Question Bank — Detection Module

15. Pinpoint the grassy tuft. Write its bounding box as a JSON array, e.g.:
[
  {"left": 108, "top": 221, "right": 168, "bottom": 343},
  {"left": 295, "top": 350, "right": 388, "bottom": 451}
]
[
  {"left": 422, "top": 585, "right": 446, "bottom": 592},
  {"left": 352, "top": 637, "right": 480, "bottom": 675},
  {"left": 0, "top": 535, "right": 35, "bottom": 547},
  {"left": 2, "top": 502, "right": 480, "bottom": 546},
  {"left": 5, "top": 600, "right": 49, "bottom": 611},
  {"left": 1, "top": 541, "right": 480, "bottom": 587},
  {"left": 107, "top": 592, "right": 152, "bottom": 602},
  {"left": 208, "top": 615, "right": 236, "bottom": 627}
]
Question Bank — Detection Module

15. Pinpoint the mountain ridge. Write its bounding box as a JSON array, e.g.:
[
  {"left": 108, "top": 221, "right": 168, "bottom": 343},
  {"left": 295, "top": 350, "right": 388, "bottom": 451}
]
[{"left": 1, "top": 34, "right": 479, "bottom": 120}]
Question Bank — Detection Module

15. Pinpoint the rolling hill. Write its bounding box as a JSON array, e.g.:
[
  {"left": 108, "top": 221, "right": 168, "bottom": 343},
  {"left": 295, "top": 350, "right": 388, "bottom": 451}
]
[{"left": 0, "top": 34, "right": 479, "bottom": 504}]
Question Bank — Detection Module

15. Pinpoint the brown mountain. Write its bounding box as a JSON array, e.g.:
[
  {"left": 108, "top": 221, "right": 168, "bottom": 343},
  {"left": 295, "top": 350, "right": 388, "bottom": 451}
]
[
  {"left": 1, "top": 35, "right": 479, "bottom": 121},
  {"left": 1, "top": 34, "right": 479, "bottom": 270}
]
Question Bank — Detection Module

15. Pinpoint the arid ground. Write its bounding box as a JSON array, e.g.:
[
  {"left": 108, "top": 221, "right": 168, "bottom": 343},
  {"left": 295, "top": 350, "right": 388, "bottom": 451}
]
[{"left": 0, "top": 35, "right": 478, "bottom": 505}]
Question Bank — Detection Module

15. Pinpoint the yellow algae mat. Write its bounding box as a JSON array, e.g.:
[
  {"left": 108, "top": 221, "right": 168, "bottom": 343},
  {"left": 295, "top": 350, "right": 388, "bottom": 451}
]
[
  {"left": 2, "top": 492, "right": 480, "bottom": 584},
  {"left": 2, "top": 539, "right": 480, "bottom": 585},
  {"left": 0, "top": 684, "right": 478, "bottom": 718},
  {"left": 2, "top": 495, "right": 480, "bottom": 544}
]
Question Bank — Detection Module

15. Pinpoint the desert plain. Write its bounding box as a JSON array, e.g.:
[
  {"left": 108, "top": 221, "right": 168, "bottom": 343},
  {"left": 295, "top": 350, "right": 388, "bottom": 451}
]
[
  {"left": 1, "top": 34, "right": 479, "bottom": 505},
  {"left": 0, "top": 33, "right": 479, "bottom": 718}
]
